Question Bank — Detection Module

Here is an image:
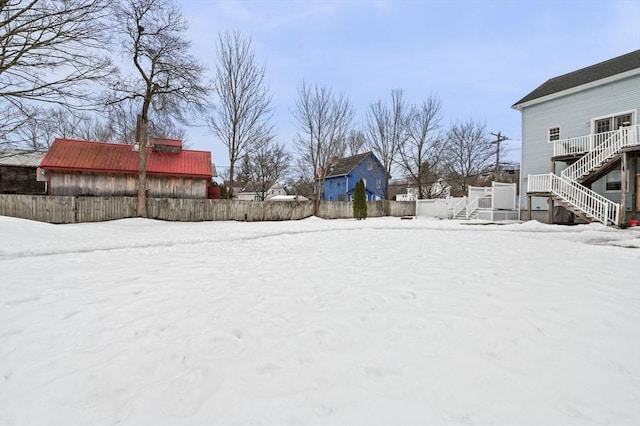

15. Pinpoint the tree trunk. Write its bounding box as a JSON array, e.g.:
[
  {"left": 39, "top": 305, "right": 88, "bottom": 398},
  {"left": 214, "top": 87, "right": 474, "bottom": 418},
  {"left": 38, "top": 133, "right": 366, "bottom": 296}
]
[{"left": 136, "top": 114, "right": 148, "bottom": 217}]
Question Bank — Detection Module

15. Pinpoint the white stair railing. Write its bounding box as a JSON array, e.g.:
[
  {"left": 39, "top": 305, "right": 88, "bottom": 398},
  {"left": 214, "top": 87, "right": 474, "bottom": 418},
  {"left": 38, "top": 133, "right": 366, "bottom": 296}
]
[
  {"left": 561, "top": 125, "right": 640, "bottom": 181},
  {"left": 450, "top": 196, "right": 467, "bottom": 219},
  {"left": 527, "top": 173, "right": 620, "bottom": 225},
  {"left": 464, "top": 197, "right": 480, "bottom": 219}
]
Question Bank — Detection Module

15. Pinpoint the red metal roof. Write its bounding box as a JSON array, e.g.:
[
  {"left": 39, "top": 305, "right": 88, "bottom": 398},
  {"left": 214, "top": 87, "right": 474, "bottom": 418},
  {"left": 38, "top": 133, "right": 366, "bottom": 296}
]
[{"left": 40, "top": 138, "right": 212, "bottom": 178}]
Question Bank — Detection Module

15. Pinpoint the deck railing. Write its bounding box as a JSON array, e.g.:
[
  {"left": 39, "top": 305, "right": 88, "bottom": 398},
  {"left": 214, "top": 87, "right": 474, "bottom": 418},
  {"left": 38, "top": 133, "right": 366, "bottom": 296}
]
[
  {"left": 550, "top": 124, "right": 640, "bottom": 157},
  {"left": 527, "top": 173, "right": 620, "bottom": 225},
  {"left": 561, "top": 125, "right": 640, "bottom": 181},
  {"left": 527, "top": 173, "right": 551, "bottom": 193}
]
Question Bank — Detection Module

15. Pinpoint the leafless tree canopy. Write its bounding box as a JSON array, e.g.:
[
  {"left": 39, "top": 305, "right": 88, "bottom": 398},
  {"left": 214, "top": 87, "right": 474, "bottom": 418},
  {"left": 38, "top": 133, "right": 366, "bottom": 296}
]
[
  {"left": 398, "top": 94, "right": 444, "bottom": 199},
  {"left": 365, "top": 89, "right": 405, "bottom": 199},
  {"left": 333, "top": 129, "right": 366, "bottom": 158},
  {"left": 110, "top": 0, "right": 208, "bottom": 121},
  {"left": 0, "top": 0, "right": 114, "bottom": 147},
  {"left": 443, "top": 118, "right": 494, "bottom": 194},
  {"left": 208, "top": 30, "right": 274, "bottom": 193},
  {"left": 0, "top": 0, "right": 112, "bottom": 103},
  {"left": 292, "top": 81, "right": 354, "bottom": 209},
  {"left": 237, "top": 140, "right": 291, "bottom": 201}
]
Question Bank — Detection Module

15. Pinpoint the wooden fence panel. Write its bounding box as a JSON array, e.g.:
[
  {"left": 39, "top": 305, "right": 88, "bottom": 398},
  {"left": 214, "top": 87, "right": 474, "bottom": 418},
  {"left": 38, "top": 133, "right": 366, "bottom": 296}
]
[
  {"left": 75, "top": 197, "right": 137, "bottom": 222},
  {"left": 0, "top": 195, "right": 413, "bottom": 224}
]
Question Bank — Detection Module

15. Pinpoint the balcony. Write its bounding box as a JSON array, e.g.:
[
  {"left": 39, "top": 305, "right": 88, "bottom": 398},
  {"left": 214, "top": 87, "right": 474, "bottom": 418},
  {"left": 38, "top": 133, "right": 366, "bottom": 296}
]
[{"left": 550, "top": 125, "right": 640, "bottom": 158}]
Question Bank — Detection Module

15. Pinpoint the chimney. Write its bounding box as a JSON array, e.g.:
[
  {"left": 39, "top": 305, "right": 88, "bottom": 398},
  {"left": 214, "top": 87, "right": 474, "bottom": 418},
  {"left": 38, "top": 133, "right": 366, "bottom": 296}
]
[
  {"left": 330, "top": 155, "right": 339, "bottom": 166},
  {"left": 150, "top": 138, "right": 182, "bottom": 153}
]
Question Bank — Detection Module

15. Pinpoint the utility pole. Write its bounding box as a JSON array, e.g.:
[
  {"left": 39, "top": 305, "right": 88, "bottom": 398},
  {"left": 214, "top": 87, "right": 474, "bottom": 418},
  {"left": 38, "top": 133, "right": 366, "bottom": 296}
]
[{"left": 491, "top": 131, "right": 509, "bottom": 183}]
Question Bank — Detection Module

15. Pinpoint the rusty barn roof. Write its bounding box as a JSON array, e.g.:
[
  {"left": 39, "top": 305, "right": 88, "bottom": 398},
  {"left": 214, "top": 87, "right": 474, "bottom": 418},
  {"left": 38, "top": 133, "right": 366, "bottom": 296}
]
[{"left": 40, "top": 138, "right": 212, "bottom": 178}]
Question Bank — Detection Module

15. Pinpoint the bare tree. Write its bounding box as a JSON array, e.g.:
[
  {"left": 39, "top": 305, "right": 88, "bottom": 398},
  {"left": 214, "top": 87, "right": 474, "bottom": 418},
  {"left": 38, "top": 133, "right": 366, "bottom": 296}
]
[
  {"left": 365, "top": 89, "right": 406, "bottom": 199},
  {"left": 0, "top": 0, "right": 114, "bottom": 148},
  {"left": 333, "top": 129, "right": 366, "bottom": 158},
  {"left": 14, "top": 107, "right": 103, "bottom": 150},
  {"left": 110, "top": 0, "right": 209, "bottom": 217},
  {"left": 208, "top": 30, "right": 274, "bottom": 198},
  {"left": 238, "top": 140, "right": 291, "bottom": 201},
  {"left": 443, "top": 118, "right": 494, "bottom": 195},
  {"left": 292, "top": 81, "right": 354, "bottom": 213},
  {"left": 398, "top": 95, "right": 444, "bottom": 199}
]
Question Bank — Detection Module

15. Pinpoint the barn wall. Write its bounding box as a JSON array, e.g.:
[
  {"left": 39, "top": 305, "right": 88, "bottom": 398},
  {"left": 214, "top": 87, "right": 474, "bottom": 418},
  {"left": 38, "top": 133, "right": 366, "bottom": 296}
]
[
  {"left": 0, "top": 166, "right": 46, "bottom": 195},
  {"left": 49, "top": 172, "right": 207, "bottom": 198}
]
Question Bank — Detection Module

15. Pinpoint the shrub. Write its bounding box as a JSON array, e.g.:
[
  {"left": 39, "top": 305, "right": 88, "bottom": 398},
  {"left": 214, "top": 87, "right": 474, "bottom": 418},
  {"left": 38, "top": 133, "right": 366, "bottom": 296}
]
[{"left": 353, "top": 179, "right": 367, "bottom": 220}]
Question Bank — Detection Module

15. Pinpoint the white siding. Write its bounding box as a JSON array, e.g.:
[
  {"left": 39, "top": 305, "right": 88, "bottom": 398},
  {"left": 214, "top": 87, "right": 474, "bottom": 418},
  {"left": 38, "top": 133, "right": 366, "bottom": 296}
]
[{"left": 518, "top": 73, "right": 640, "bottom": 210}]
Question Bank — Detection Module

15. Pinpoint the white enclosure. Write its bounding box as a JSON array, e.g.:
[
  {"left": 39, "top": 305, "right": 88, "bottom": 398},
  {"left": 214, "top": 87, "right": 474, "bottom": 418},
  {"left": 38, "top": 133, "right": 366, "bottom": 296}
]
[{"left": 416, "top": 182, "right": 519, "bottom": 221}]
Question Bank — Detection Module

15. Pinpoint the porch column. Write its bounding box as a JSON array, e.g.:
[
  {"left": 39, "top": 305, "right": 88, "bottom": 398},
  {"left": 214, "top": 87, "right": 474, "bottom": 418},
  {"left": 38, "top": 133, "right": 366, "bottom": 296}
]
[
  {"left": 620, "top": 152, "right": 628, "bottom": 225},
  {"left": 549, "top": 159, "right": 556, "bottom": 224},
  {"left": 632, "top": 154, "right": 638, "bottom": 218}
]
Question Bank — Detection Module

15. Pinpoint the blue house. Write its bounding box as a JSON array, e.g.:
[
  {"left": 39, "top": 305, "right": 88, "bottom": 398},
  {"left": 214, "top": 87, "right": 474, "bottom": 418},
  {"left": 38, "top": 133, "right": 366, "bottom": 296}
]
[{"left": 321, "top": 152, "right": 386, "bottom": 201}]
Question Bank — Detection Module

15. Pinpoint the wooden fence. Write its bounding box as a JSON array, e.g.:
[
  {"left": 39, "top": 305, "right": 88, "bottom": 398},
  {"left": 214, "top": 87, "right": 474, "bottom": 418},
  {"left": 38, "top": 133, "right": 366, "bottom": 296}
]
[{"left": 0, "top": 195, "right": 416, "bottom": 224}]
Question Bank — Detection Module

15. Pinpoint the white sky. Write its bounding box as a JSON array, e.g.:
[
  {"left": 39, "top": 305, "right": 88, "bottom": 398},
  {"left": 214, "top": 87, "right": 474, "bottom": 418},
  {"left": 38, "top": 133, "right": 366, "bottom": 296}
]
[
  {"left": 1, "top": 215, "right": 639, "bottom": 424},
  {"left": 174, "top": 0, "right": 640, "bottom": 174}
]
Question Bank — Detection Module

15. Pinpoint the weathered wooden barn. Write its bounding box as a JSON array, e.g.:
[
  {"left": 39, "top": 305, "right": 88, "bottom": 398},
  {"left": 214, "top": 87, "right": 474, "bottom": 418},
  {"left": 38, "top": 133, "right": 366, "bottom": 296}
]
[
  {"left": 0, "top": 150, "right": 46, "bottom": 194},
  {"left": 39, "top": 138, "right": 213, "bottom": 198}
]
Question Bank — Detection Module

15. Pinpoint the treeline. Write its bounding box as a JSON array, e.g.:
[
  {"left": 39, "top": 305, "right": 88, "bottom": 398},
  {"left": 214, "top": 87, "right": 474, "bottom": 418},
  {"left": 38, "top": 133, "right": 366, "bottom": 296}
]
[{"left": 1, "top": 0, "right": 509, "bottom": 211}]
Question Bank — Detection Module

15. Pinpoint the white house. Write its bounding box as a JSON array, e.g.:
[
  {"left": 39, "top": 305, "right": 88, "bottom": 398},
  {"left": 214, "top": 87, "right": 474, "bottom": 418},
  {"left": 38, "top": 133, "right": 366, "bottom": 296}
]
[
  {"left": 235, "top": 181, "right": 287, "bottom": 201},
  {"left": 395, "top": 187, "right": 419, "bottom": 201},
  {"left": 512, "top": 49, "right": 640, "bottom": 226}
]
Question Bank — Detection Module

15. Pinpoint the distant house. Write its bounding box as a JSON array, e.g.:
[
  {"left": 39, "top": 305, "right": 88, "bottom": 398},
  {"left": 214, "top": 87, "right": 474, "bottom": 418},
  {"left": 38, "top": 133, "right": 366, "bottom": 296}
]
[
  {"left": 394, "top": 179, "right": 451, "bottom": 201},
  {"left": 223, "top": 180, "right": 245, "bottom": 198},
  {"left": 0, "top": 150, "right": 46, "bottom": 195},
  {"left": 512, "top": 49, "right": 640, "bottom": 225},
  {"left": 235, "top": 181, "right": 287, "bottom": 201},
  {"left": 395, "top": 187, "right": 418, "bottom": 201},
  {"left": 39, "top": 138, "right": 213, "bottom": 198},
  {"left": 321, "top": 152, "right": 386, "bottom": 201}
]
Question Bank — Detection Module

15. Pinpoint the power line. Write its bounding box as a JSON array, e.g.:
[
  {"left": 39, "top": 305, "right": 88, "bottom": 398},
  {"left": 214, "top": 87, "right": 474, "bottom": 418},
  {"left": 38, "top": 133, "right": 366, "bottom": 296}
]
[{"left": 490, "top": 131, "right": 509, "bottom": 182}]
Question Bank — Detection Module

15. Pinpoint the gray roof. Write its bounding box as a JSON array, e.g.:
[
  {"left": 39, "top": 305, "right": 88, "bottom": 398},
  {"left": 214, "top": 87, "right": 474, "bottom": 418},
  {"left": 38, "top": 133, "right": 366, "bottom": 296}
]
[
  {"left": 513, "top": 49, "right": 640, "bottom": 107},
  {"left": 0, "top": 150, "right": 45, "bottom": 167},
  {"left": 325, "top": 152, "right": 373, "bottom": 177}
]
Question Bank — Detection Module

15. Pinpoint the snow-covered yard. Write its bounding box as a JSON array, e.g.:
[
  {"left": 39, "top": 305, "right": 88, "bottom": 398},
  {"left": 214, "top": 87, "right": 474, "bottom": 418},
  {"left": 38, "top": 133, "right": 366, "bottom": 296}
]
[{"left": 1, "top": 216, "right": 639, "bottom": 426}]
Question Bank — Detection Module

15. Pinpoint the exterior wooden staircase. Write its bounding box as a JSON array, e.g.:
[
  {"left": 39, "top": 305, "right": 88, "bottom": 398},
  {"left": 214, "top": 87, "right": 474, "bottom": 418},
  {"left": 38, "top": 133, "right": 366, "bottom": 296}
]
[{"left": 527, "top": 125, "right": 640, "bottom": 226}]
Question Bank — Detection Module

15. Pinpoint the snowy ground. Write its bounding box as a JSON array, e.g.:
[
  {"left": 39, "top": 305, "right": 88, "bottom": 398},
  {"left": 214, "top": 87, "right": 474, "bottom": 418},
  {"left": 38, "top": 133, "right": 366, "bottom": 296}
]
[{"left": 1, "top": 215, "right": 639, "bottom": 426}]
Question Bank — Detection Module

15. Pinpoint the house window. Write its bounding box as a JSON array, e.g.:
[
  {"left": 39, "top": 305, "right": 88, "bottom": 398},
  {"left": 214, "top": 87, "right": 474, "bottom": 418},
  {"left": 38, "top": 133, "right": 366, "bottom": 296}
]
[
  {"left": 367, "top": 160, "right": 372, "bottom": 170},
  {"left": 616, "top": 114, "right": 632, "bottom": 128},
  {"left": 595, "top": 118, "right": 611, "bottom": 134},
  {"left": 594, "top": 112, "right": 634, "bottom": 134},
  {"left": 329, "top": 180, "right": 333, "bottom": 188},
  {"left": 337, "top": 181, "right": 341, "bottom": 187},
  {"left": 548, "top": 127, "right": 560, "bottom": 142},
  {"left": 605, "top": 171, "right": 621, "bottom": 192},
  {"left": 376, "top": 179, "right": 381, "bottom": 189}
]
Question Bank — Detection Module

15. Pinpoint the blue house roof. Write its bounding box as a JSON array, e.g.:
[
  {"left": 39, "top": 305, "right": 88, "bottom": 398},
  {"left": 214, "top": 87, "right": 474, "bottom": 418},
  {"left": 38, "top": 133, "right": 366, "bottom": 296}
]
[{"left": 325, "top": 152, "right": 371, "bottom": 177}]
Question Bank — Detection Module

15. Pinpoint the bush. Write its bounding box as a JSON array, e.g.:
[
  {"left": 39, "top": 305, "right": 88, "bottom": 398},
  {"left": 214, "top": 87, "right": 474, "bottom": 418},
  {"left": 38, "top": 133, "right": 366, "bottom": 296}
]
[{"left": 353, "top": 179, "right": 367, "bottom": 220}]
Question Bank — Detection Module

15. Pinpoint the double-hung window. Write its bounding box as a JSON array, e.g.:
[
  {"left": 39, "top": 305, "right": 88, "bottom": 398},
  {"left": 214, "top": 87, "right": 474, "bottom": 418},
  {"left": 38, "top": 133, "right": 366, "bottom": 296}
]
[{"left": 604, "top": 171, "right": 622, "bottom": 192}]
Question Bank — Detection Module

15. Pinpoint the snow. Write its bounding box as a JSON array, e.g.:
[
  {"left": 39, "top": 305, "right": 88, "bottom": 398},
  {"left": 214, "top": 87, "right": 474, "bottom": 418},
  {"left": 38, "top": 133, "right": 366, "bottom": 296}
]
[{"left": 1, "top": 215, "right": 639, "bottom": 426}]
